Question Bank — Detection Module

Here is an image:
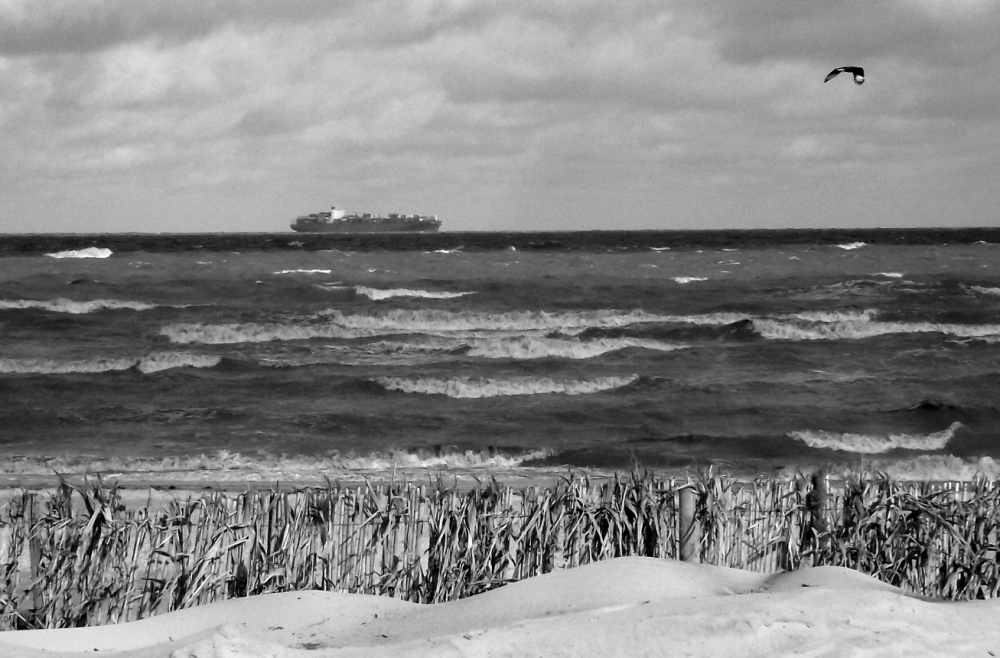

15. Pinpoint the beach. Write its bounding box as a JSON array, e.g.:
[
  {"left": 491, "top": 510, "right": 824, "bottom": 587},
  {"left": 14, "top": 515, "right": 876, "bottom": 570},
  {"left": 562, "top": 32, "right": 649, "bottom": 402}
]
[{"left": 2, "top": 556, "right": 997, "bottom": 657}]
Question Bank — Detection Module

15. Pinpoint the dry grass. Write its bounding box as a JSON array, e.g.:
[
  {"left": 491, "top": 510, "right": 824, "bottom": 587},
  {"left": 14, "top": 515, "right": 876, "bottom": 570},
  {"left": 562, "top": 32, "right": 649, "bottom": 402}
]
[{"left": 0, "top": 471, "right": 998, "bottom": 629}]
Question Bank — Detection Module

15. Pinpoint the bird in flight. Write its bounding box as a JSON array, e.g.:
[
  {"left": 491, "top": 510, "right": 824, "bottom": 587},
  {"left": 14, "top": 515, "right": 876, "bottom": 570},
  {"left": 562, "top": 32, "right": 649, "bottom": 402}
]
[{"left": 825, "top": 66, "right": 865, "bottom": 85}]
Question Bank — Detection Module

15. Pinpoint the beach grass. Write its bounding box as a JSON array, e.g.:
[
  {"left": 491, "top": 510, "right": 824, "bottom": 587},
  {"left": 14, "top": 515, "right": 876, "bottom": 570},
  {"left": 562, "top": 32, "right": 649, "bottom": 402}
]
[{"left": 1, "top": 470, "right": 998, "bottom": 630}]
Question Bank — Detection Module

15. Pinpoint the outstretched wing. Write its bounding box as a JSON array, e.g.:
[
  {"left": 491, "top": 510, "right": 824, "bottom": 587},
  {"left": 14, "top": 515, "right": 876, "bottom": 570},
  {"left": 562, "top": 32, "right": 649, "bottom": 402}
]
[{"left": 824, "top": 68, "right": 845, "bottom": 83}]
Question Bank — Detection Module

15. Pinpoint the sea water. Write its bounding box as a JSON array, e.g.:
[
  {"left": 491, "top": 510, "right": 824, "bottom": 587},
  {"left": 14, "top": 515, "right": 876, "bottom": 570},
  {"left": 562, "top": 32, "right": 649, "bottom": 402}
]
[{"left": 2, "top": 229, "right": 1000, "bottom": 484}]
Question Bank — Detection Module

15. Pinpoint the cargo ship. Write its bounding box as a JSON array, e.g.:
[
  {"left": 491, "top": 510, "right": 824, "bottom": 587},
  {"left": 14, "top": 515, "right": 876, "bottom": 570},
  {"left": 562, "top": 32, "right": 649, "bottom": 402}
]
[{"left": 290, "top": 206, "right": 441, "bottom": 233}]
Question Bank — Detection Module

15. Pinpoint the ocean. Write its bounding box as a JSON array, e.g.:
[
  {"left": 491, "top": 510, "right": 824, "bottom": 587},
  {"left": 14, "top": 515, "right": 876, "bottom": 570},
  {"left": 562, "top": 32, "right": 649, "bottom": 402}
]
[{"left": 2, "top": 228, "right": 1000, "bottom": 485}]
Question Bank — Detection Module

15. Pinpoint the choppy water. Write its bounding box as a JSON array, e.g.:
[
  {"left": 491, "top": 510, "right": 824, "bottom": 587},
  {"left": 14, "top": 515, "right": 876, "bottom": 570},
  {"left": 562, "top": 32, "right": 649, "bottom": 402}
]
[{"left": 3, "top": 229, "right": 1000, "bottom": 483}]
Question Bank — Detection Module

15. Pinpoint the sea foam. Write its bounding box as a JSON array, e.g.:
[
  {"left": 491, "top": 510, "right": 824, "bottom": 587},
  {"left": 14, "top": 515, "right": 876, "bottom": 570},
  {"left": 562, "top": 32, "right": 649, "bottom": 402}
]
[
  {"left": 354, "top": 286, "right": 474, "bottom": 301},
  {"left": 0, "top": 298, "right": 156, "bottom": 314},
  {"left": 161, "top": 309, "right": 750, "bottom": 345},
  {"left": 0, "top": 448, "right": 557, "bottom": 482},
  {"left": 465, "top": 336, "right": 685, "bottom": 359},
  {"left": 788, "top": 422, "right": 960, "bottom": 454},
  {"left": 44, "top": 247, "right": 113, "bottom": 259},
  {"left": 754, "top": 313, "right": 1000, "bottom": 341},
  {"left": 373, "top": 374, "right": 640, "bottom": 398},
  {"left": 0, "top": 352, "right": 221, "bottom": 374}
]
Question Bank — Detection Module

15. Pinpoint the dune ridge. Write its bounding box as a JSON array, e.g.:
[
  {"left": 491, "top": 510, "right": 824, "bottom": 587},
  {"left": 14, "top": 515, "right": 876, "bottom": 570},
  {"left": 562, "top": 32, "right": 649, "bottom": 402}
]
[{"left": 2, "top": 557, "right": 997, "bottom": 657}]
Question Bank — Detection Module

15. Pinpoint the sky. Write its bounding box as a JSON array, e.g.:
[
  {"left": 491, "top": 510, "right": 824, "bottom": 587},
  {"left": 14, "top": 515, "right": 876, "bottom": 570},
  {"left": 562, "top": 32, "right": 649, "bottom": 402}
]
[{"left": 1, "top": 0, "right": 998, "bottom": 233}]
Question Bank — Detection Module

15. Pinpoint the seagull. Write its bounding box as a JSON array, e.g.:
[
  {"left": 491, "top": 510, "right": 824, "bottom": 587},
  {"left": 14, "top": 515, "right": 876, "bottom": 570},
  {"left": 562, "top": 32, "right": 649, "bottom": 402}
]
[{"left": 824, "top": 66, "right": 864, "bottom": 85}]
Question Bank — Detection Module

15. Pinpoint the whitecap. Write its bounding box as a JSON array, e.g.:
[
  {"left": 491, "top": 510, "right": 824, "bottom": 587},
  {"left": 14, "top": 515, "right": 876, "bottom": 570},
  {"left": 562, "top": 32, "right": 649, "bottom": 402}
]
[
  {"left": 788, "top": 422, "right": 960, "bottom": 454},
  {"left": 0, "top": 352, "right": 221, "bottom": 374},
  {"left": 45, "top": 247, "right": 112, "bottom": 259},
  {"left": 855, "top": 455, "right": 1000, "bottom": 481},
  {"left": 354, "top": 286, "right": 474, "bottom": 301},
  {"left": 754, "top": 316, "right": 1000, "bottom": 341},
  {"left": 0, "top": 298, "right": 156, "bottom": 313},
  {"left": 465, "top": 337, "right": 686, "bottom": 360},
  {"left": 0, "top": 447, "right": 557, "bottom": 482},
  {"left": 373, "top": 374, "right": 640, "bottom": 398},
  {"left": 161, "top": 309, "right": 749, "bottom": 345}
]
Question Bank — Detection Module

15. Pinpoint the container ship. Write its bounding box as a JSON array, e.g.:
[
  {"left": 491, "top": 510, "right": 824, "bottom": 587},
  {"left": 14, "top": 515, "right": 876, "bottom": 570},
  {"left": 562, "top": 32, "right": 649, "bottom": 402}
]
[{"left": 290, "top": 206, "right": 441, "bottom": 233}]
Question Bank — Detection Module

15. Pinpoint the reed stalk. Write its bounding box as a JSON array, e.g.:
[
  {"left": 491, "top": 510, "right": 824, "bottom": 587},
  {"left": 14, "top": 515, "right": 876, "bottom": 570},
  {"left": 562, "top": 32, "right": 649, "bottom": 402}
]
[{"left": 2, "top": 470, "right": 999, "bottom": 630}]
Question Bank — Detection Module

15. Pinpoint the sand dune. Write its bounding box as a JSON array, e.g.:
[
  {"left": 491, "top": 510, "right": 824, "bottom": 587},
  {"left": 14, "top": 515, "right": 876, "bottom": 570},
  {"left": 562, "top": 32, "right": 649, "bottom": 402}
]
[{"left": 2, "top": 557, "right": 998, "bottom": 657}]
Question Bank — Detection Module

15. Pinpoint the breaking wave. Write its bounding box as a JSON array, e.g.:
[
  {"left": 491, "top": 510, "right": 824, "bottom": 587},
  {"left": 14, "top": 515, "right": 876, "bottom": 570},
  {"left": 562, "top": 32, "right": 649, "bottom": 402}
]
[
  {"left": 0, "top": 298, "right": 156, "bottom": 314},
  {"left": 848, "top": 456, "right": 1000, "bottom": 481},
  {"left": 318, "top": 309, "right": 671, "bottom": 333},
  {"left": 794, "top": 279, "right": 904, "bottom": 300},
  {"left": 45, "top": 247, "right": 113, "bottom": 259},
  {"left": 788, "top": 422, "right": 961, "bottom": 454},
  {"left": 354, "top": 286, "right": 474, "bottom": 301},
  {"left": 465, "top": 336, "right": 686, "bottom": 359},
  {"left": 161, "top": 322, "right": 355, "bottom": 344},
  {"left": 161, "top": 306, "right": 1000, "bottom": 346},
  {"left": 0, "top": 352, "right": 222, "bottom": 374},
  {"left": 373, "top": 374, "right": 640, "bottom": 398},
  {"left": 755, "top": 311, "right": 1000, "bottom": 341},
  {"left": 0, "top": 448, "right": 557, "bottom": 483},
  {"left": 161, "top": 309, "right": 684, "bottom": 344}
]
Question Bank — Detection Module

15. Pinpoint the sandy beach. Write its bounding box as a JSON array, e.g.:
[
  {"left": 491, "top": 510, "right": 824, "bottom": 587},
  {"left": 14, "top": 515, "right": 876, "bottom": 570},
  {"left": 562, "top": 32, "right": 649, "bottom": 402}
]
[{"left": 1, "top": 556, "right": 997, "bottom": 657}]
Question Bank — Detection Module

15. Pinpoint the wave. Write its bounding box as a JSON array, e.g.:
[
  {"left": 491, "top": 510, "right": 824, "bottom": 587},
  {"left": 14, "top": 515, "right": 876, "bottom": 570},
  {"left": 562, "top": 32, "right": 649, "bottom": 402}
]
[
  {"left": 0, "top": 448, "right": 557, "bottom": 482},
  {"left": 318, "top": 309, "right": 673, "bottom": 333},
  {"left": 465, "top": 336, "right": 686, "bottom": 359},
  {"left": 354, "top": 286, "right": 474, "bottom": 301},
  {"left": 788, "top": 422, "right": 961, "bottom": 454},
  {"left": 162, "top": 309, "right": 677, "bottom": 345},
  {"left": 836, "top": 242, "right": 866, "bottom": 250},
  {"left": 754, "top": 312, "right": 1000, "bottom": 341},
  {"left": 161, "top": 306, "right": 1000, "bottom": 347},
  {"left": 672, "top": 277, "right": 708, "bottom": 284},
  {"left": 161, "top": 322, "right": 356, "bottom": 344},
  {"left": 44, "top": 247, "right": 113, "bottom": 259},
  {"left": 0, "top": 298, "right": 156, "bottom": 314},
  {"left": 845, "top": 455, "right": 1000, "bottom": 481},
  {"left": 970, "top": 286, "right": 1000, "bottom": 297},
  {"left": 373, "top": 374, "right": 640, "bottom": 398},
  {"left": 274, "top": 269, "right": 333, "bottom": 274},
  {"left": 781, "top": 309, "right": 878, "bottom": 323},
  {"left": 0, "top": 352, "right": 222, "bottom": 375}
]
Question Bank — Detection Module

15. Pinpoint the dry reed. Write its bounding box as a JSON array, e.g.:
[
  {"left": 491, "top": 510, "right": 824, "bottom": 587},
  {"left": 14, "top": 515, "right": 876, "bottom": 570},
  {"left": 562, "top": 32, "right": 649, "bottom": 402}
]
[{"left": 0, "top": 470, "right": 998, "bottom": 630}]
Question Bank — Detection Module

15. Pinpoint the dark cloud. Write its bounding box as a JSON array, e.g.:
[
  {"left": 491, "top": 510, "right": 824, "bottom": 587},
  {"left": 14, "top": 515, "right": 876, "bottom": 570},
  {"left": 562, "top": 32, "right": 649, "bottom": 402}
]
[
  {"left": 695, "top": 0, "right": 999, "bottom": 67},
  {"left": 0, "top": 0, "right": 348, "bottom": 56}
]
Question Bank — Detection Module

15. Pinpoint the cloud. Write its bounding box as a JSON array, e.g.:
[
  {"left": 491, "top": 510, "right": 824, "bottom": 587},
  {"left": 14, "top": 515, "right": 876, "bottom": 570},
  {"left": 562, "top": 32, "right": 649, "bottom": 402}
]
[
  {"left": 697, "top": 0, "right": 1000, "bottom": 66},
  {"left": 1, "top": 0, "right": 998, "bottom": 232},
  {"left": 0, "top": 0, "right": 352, "bottom": 56}
]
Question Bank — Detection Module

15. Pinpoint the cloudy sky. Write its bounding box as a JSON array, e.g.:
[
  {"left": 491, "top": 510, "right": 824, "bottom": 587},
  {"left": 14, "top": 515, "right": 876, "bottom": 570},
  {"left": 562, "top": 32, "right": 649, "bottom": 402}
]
[{"left": 2, "top": 0, "right": 998, "bottom": 233}]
